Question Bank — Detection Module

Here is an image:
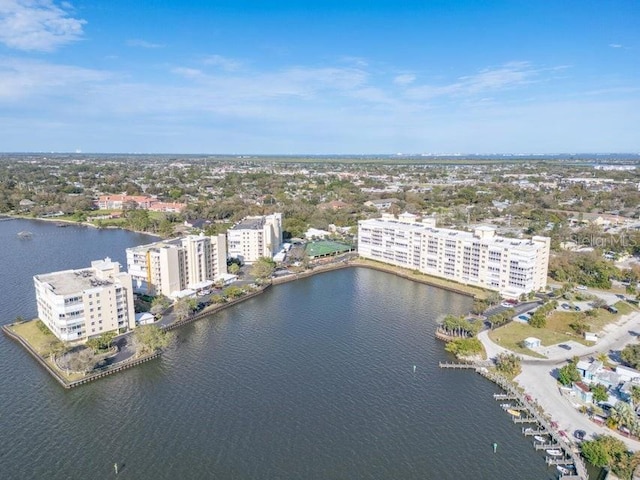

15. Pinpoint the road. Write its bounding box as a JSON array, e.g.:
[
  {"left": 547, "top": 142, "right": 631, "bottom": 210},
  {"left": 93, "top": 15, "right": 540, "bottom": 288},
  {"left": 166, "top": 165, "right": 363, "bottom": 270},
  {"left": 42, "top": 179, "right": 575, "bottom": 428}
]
[{"left": 478, "top": 310, "right": 640, "bottom": 451}]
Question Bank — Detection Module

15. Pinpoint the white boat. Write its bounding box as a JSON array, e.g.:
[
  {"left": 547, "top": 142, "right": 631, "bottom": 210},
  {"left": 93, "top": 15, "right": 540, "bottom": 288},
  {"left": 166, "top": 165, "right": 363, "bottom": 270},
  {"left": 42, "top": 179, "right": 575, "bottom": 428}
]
[
  {"left": 534, "top": 435, "right": 547, "bottom": 442},
  {"left": 557, "top": 465, "right": 575, "bottom": 475},
  {"left": 546, "top": 449, "right": 563, "bottom": 456}
]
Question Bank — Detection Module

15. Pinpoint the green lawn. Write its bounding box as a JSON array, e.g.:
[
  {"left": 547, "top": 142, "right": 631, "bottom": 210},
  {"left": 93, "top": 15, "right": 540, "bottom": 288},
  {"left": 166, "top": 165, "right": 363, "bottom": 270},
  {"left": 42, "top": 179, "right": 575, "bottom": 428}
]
[
  {"left": 489, "top": 300, "right": 638, "bottom": 355},
  {"left": 8, "top": 319, "right": 58, "bottom": 355}
]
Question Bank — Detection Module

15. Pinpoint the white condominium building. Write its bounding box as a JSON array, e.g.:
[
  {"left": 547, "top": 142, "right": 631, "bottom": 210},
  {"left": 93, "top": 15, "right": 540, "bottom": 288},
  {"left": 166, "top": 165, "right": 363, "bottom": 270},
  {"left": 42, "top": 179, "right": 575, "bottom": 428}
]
[
  {"left": 126, "top": 233, "right": 228, "bottom": 297},
  {"left": 34, "top": 258, "right": 136, "bottom": 342},
  {"left": 358, "top": 213, "right": 550, "bottom": 298},
  {"left": 227, "top": 213, "right": 282, "bottom": 263}
]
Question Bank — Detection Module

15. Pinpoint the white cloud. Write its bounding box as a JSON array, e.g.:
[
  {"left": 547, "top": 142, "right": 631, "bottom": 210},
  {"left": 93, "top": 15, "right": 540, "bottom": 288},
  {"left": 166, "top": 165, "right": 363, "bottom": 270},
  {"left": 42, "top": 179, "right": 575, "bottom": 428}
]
[
  {"left": 393, "top": 74, "right": 416, "bottom": 86},
  {"left": 126, "top": 39, "right": 163, "bottom": 49},
  {"left": 202, "top": 54, "right": 242, "bottom": 71},
  {"left": 0, "top": 56, "right": 108, "bottom": 100},
  {"left": 609, "top": 43, "right": 623, "bottom": 48},
  {"left": 0, "top": 0, "right": 86, "bottom": 52},
  {"left": 171, "top": 67, "right": 203, "bottom": 79},
  {"left": 405, "top": 61, "right": 541, "bottom": 100}
]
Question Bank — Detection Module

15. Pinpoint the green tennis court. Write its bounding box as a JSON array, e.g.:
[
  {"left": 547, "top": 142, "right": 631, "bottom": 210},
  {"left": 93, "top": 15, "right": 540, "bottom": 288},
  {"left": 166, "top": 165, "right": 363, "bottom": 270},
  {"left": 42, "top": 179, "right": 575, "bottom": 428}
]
[{"left": 305, "top": 240, "right": 354, "bottom": 258}]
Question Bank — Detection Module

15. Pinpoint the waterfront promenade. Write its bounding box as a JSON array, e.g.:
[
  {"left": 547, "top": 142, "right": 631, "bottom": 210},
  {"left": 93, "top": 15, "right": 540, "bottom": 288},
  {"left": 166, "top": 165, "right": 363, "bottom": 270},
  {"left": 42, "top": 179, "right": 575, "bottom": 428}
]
[{"left": 478, "top": 311, "right": 640, "bottom": 451}]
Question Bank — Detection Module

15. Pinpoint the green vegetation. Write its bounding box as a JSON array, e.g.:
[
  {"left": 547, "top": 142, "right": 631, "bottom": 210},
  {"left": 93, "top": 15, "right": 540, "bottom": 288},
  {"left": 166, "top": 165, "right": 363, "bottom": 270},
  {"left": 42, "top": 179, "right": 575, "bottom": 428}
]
[
  {"left": 487, "top": 308, "right": 515, "bottom": 329},
  {"left": 621, "top": 344, "right": 640, "bottom": 370},
  {"left": 557, "top": 361, "right": 580, "bottom": 386},
  {"left": 495, "top": 352, "right": 521, "bottom": 377},
  {"left": 549, "top": 251, "right": 619, "bottom": 289},
  {"left": 250, "top": 256, "right": 276, "bottom": 281},
  {"left": 581, "top": 435, "right": 640, "bottom": 480},
  {"left": 438, "top": 314, "right": 481, "bottom": 338},
  {"left": 86, "top": 331, "right": 116, "bottom": 353},
  {"left": 591, "top": 383, "right": 608, "bottom": 403},
  {"left": 444, "top": 337, "right": 483, "bottom": 358},
  {"left": 133, "top": 325, "right": 171, "bottom": 355}
]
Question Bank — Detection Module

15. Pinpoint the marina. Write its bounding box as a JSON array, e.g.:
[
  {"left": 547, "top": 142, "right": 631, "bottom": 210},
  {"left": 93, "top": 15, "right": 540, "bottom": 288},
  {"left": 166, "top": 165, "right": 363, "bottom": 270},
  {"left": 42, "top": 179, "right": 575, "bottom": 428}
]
[{"left": 439, "top": 361, "right": 589, "bottom": 479}]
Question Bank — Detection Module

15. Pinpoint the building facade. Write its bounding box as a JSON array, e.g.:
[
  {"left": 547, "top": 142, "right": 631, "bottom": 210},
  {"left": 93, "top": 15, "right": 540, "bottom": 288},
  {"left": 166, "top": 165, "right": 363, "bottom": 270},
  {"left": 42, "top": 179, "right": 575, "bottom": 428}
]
[
  {"left": 358, "top": 213, "right": 550, "bottom": 298},
  {"left": 126, "top": 233, "right": 227, "bottom": 297},
  {"left": 227, "top": 213, "right": 282, "bottom": 263},
  {"left": 34, "top": 258, "right": 136, "bottom": 342}
]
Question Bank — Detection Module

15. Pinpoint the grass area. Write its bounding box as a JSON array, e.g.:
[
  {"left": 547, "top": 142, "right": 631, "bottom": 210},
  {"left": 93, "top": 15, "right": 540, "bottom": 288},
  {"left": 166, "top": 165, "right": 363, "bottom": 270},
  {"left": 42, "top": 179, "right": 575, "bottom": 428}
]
[
  {"left": 488, "top": 322, "right": 578, "bottom": 357},
  {"left": 8, "top": 319, "right": 59, "bottom": 355},
  {"left": 354, "top": 258, "right": 489, "bottom": 298},
  {"left": 489, "top": 300, "right": 639, "bottom": 355}
]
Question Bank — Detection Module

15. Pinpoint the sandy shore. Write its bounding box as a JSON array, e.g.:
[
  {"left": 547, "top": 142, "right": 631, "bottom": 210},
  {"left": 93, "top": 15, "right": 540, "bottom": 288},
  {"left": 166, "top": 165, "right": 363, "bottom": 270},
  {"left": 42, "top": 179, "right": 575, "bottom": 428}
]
[{"left": 478, "top": 311, "right": 640, "bottom": 451}]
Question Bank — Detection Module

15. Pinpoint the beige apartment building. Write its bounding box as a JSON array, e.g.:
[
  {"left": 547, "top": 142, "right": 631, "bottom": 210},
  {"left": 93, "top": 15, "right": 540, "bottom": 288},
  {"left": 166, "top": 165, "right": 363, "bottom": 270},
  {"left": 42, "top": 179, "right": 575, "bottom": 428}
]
[
  {"left": 126, "top": 233, "right": 227, "bottom": 297},
  {"left": 227, "top": 213, "right": 282, "bottom": 264},
  {"left": 34, "top": 258, "right": 136, "bottom": 342},
  {"left": 358, "top": 213, "right": 550, "bottom": 298}
]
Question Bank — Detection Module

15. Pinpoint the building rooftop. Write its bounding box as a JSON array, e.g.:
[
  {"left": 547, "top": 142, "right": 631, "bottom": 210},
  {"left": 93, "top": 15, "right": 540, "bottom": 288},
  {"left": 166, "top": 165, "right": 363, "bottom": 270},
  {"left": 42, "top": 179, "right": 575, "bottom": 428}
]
[
  {"left": 36, "top": 268, "right": 114, "bottom": 296},
  {"left": 360, "top": 217, "right": 548, "bottom": 251},
  {"left": 231, "top": 217, "right": 265, "bottom": 230}
]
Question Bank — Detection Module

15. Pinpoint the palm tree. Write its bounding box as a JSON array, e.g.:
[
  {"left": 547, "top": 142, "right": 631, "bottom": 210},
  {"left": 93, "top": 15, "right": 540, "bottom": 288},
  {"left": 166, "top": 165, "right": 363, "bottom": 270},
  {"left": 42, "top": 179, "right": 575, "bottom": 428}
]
[
  {"left": 631, "top": 385, "right": 640, "bottom": 408},
  {"left": 596, "top": 352, "right": 609, "bottom": 365}
]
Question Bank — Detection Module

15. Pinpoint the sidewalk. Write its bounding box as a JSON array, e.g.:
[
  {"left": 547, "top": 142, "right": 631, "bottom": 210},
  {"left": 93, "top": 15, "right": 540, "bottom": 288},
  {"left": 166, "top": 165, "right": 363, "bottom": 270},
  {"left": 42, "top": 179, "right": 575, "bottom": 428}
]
[{"left": 477, "top": 311, "right": 640, "bottom": 451}]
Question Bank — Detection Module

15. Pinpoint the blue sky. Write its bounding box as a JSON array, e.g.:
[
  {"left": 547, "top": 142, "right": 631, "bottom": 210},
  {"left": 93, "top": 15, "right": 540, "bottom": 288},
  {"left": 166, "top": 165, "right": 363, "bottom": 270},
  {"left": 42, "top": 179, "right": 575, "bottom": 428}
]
[{"left": 0, "top": 0, "right": 638, "bottom": 154}]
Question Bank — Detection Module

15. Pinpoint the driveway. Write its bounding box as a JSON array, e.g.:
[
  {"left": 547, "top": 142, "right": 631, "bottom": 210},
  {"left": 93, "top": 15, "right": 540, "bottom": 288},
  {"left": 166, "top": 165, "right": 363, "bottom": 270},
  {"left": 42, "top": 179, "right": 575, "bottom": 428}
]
[{"left": 478, "top": 311, "right": 640, "bottom": 451}]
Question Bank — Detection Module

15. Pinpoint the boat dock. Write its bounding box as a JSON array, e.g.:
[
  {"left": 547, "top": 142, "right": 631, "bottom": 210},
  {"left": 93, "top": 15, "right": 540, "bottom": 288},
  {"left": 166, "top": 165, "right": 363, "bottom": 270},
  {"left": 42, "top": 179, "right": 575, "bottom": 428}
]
[{"left": 439, "top": 361, "right": 588, "bottom": 480}]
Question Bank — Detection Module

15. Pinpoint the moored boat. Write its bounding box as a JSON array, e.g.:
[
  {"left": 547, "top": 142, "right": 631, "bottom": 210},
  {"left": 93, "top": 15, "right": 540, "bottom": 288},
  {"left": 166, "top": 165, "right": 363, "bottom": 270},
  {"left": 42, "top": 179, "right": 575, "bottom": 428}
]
[
  {"left": 533, "top": 435, "right": 547, "bottom": 442},
  {"left": 546, "top": 448, "right": 563, "bottom": 456},
  {"left": 506, "top": 408, "right": 521, "bottom": 417}
]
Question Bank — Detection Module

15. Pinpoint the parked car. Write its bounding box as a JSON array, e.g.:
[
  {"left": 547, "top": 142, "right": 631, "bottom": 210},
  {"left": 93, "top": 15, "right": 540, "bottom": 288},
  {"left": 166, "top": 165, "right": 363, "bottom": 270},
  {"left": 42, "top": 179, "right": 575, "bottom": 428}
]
[
  {"left": 559, "top": 344, "right": 572, "bottom": 350},
  {"left": 574, "top": 429, "right": 586, "bottom": 441},
  {"left": 576, "top": 285, "right": 588, "bottom": 291},
  {"left": 561, "top": 303, "right": 571, "bottom": 310},
  {"left": 573, "top": 305, "right": 581, "bottom": 311},
  {"left": 518, "top": 315, "right": 529, "bottom": 321},
  {"left": 606, "top": 305, "right": 619, "bottom": 314}
]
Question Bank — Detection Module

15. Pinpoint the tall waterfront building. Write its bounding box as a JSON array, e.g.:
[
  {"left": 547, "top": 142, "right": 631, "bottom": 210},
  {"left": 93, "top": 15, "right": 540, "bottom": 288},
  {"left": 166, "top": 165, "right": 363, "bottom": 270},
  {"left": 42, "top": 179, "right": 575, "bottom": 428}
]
[
  {"left": 126, "top": 233, "right": 227, "bottom": 297},
  {"left": 227, "top": 213, "right": 283, "bottom": 263},
  {"left": 358, "top": 213, "right": 550, "bottom": 298},
  {"left": 34, "top": 258, "right": 136, "bottom": 342}
]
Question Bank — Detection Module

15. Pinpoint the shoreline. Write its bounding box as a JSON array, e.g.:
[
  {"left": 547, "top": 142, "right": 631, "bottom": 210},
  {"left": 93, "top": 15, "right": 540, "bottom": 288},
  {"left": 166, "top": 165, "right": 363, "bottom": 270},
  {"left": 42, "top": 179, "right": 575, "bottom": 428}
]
[{"left": 477, "top": 311, "right": 640, "bottom": 452}]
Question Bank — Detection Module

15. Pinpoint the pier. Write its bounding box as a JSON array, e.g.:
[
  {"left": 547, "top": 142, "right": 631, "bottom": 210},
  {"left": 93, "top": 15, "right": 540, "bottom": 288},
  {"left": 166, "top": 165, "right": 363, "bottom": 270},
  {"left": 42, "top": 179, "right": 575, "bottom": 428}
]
[{"left": 439, "top": 361, "right": 589, "bottom": 480}]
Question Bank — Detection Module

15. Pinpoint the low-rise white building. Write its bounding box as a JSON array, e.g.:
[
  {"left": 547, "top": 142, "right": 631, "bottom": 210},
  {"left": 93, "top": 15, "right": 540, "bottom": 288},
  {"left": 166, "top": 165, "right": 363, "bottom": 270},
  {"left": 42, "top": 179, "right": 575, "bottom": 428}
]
[
  {"left": 358, "top": 213, "right": 550, "bottom": 298},
  {"left": 34, "top": 258, "right": 136, "bottom": 342},
  {"left": 227, "top": 213, "right": 282, "bottom": 263}
]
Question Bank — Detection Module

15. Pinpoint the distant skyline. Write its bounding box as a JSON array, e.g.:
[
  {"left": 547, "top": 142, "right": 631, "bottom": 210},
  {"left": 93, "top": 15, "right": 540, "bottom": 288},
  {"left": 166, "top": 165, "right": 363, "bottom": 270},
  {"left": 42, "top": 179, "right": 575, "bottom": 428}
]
[{"left": 0, "top": 0, "right": 638, "bottom": 154}]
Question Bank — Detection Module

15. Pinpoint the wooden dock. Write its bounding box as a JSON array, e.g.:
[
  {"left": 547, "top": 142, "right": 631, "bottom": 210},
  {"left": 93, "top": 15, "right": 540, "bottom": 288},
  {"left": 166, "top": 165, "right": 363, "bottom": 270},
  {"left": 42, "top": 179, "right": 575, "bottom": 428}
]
[{"left": 438, "top": 361, "right": 589, "bottom": 480}]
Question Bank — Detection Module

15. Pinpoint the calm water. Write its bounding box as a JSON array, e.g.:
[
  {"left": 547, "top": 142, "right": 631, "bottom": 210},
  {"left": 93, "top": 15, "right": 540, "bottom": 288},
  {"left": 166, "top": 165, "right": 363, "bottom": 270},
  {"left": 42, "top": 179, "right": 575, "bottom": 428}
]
[{"left": 0, "top": 219, "right": 558, "bottom": 479}]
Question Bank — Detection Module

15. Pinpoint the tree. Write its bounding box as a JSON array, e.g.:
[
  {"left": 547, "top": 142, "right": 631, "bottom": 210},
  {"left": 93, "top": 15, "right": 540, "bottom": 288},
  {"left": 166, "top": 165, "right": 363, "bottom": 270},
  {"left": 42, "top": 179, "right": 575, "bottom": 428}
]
[
  {"left": 223, "top": 285, "right": 244, "bottom": 299},
  {"left": 557, "top": 362, "right": 580, "bottom": 386},
  {"left": 86, "top": 331, "right": 116, "bottom": 353},
  {"left": 174, "top": 297, "right": 197, "bottom": 321},
  {"left": 251, "top": 256, "right": 276, "bottom": 280},
  {"left": 590, "top": 383, "right": 608, "bottom": 403},
  {"left": 528, "top": 311, "right": 546, "bottom": 328},
  {"left": 495, "top": 352, "right": 521, "bottom": 377},
  {"left": 581, "top": 435, "right": 628, "bottom": 469},
  {"left": 228, "top": 263, "right": 240, "bottom": 275},
  {"left": 631, "top": 385, "right": 640, "bottom": 407},
  {"left": 621, "top": 344, "right": 640, "bottom": 369},
  {"left": 133, "top": 325, "right": 170, "bottom": 355},
  {"left": 150, "top": 295, "right": 171, "bottom": 316}
]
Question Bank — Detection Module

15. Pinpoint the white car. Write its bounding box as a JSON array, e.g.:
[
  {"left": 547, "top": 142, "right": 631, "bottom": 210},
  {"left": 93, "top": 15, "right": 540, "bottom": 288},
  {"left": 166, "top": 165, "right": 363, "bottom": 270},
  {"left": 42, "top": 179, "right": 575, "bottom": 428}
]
[{"left": 576, "top": 285, "right": 587, "bottom": 291}]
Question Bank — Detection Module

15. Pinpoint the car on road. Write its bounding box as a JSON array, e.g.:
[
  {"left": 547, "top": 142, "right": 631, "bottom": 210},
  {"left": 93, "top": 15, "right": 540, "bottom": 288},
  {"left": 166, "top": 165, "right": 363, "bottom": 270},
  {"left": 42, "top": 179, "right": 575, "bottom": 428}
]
[
  {"left": 558, "top": 344, "right": 572, "bottom": 350},
  {"left": 500, "top": 302, "right": 512, "bottom": 308},
  {"left": 573, "top": 305, "right": 581, "bottom": 311},
  {"left": 561, "top": 303, "right": 571, "bottom": 310},
  {"left": 574, "top": 429, "right": 586, "bottom": 441},
  {"left": 576, "top": 285, "right": 588, "bottom": 291}
]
